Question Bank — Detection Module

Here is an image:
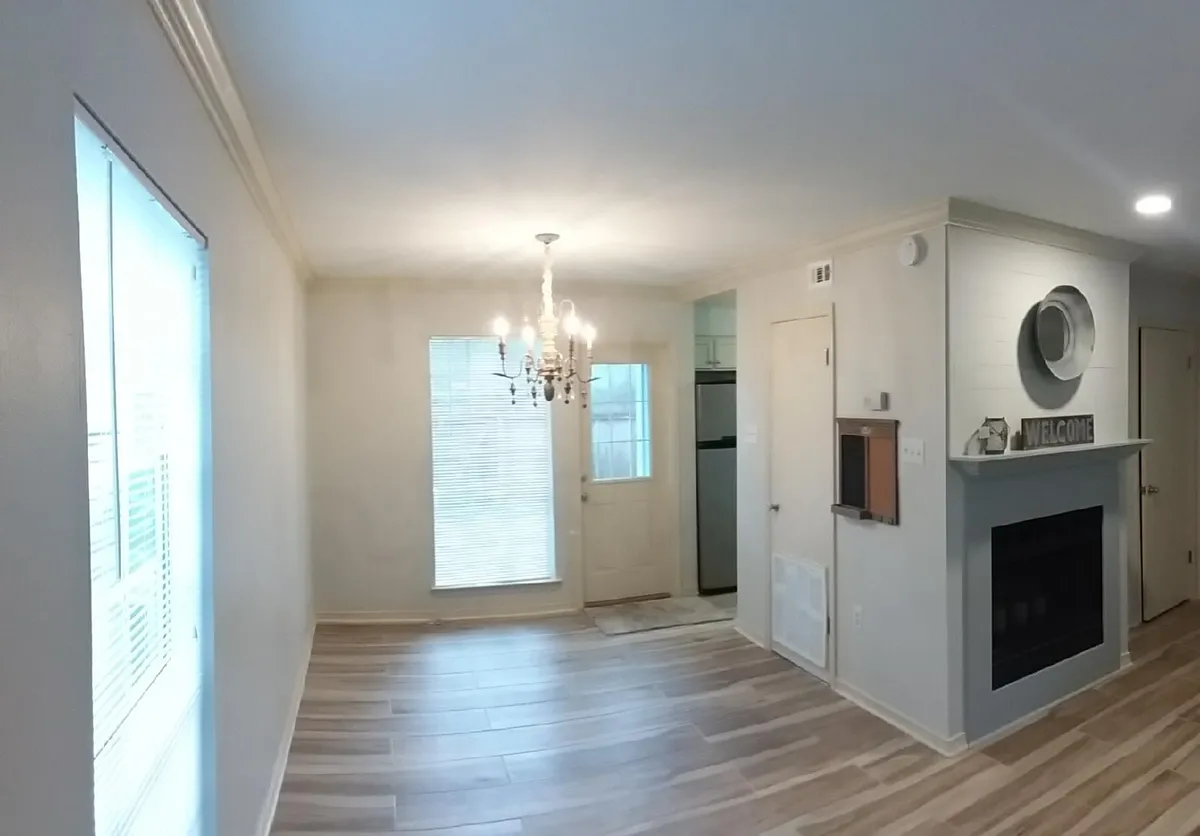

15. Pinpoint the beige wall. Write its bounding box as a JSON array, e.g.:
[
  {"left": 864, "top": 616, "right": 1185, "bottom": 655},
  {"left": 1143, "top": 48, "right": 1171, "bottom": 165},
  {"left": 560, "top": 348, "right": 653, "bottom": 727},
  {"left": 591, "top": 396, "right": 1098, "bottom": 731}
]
[
  {"left": 735, "top": 224, "right": 953, "bottom": 741},
  {"left": 727, "top": 206, "right": 1145, "bottom": 746},
  {"left": 0, "top": 2, "right": 311, "bottom": 833},
  {"left": 306, "top": 281, "right": 695, "bottom": 618}
]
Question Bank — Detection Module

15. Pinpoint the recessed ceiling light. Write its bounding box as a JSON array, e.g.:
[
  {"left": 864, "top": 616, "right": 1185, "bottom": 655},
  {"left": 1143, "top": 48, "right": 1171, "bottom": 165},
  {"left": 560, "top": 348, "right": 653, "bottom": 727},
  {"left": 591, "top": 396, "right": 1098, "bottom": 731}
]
[{"left": 1135, "top": 194, "right": 1173, "bottom": 216}]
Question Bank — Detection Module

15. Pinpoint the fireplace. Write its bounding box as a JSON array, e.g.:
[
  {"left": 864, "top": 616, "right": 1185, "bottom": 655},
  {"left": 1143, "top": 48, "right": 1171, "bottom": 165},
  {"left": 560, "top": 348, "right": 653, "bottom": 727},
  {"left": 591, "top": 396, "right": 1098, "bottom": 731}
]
[
  {"left": 955, "top": 443, "right": 1142, "bottom": 745},
  {"left": 991, "top": 506, "right": 1104, "bottom": 689}
]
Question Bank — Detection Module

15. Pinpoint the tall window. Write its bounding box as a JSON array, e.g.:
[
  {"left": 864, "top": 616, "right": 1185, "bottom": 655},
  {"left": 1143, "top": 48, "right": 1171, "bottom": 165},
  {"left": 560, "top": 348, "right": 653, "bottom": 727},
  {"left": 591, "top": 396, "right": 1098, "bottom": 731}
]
[
  {"left": 429, "top": 337, "right": 555, "bottom": 588},
  {"left": 76, "top": 115, "right": 208, "bottom": 836},
  {"left": 590, "top": 363, "right": 652, "bottom": 481}
]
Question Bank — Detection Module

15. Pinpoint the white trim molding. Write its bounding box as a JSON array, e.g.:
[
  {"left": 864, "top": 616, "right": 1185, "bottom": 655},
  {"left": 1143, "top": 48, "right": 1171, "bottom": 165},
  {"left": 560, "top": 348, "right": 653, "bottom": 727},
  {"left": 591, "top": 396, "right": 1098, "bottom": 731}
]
[
  {"left": 677, "top": 201, "right": 950, "bottom": 300},
  {"left": 678, "top": 196, "right": 1148, "bottom": 301},
  {"left": 307, "top": 273, "right": 684, "bottom": 301},
  {"left": 948, "top": 198, "right": 1145, "bottom": 264},
  {"left": 834, "top": 679, "right": 967, "bottom": 757},
  {"left": 317, "top": 607, "right": 582, "bottom": 626},
  {"left": 255, "top": 623, "right": 314, "bottom": 836},
  {"left": 146, "top": 0, "right": 310, "bottom": 280},
  {"left": 733, "top": 623, "right": 768, "bottom": 650}
]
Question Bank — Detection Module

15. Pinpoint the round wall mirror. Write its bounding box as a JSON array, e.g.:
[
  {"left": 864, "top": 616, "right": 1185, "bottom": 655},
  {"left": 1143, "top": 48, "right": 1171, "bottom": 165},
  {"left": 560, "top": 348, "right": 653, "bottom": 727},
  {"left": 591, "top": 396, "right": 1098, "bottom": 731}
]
[
  {"left": 1036, "top": 305, "right": 1070, "bottom": 363},
  {"left": 1035, "top": 285, "right": 1094, "bottom": 380}
]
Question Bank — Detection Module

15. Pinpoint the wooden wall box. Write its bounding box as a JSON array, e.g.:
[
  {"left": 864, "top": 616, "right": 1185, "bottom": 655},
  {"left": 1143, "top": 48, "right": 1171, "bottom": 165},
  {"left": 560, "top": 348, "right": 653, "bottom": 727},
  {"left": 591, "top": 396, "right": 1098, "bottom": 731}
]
[{"left": 832, "top": 418, "right": 899, "bottom": 525}]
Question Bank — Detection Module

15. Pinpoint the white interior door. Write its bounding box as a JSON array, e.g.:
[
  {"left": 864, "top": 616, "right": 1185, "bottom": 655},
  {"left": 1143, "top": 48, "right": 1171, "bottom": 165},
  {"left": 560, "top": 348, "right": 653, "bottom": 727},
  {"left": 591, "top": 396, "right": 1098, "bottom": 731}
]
[
  {"left": 769, "top": 316, "right": 835, "bottom": 680},
  {"left": 1141, "top": 327, "right": 1197, "bottom": 620},
  {"left": 582, "top": 347, "right": 672, "bottom": 604}
]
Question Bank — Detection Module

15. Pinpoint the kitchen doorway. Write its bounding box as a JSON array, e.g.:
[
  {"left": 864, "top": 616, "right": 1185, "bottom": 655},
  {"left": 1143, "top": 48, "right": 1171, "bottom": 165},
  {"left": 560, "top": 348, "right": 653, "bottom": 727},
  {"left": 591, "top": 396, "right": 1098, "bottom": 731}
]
[{"left": 694, "top": 291, "right": 738, "bottom": 608}]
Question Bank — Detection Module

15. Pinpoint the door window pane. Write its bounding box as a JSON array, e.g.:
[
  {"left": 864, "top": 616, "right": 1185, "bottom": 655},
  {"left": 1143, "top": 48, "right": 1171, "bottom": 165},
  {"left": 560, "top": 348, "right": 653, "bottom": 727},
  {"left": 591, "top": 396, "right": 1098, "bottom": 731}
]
[{"left": 590, "top": 363, "right": 651, "bottom": 481}]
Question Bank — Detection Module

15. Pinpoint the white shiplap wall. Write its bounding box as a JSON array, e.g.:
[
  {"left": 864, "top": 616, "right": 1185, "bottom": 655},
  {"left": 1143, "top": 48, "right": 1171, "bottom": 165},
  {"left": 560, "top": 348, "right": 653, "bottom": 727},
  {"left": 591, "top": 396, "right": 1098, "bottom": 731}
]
[{"left": 947, "top": 226, "right": 1129, "bottom": 455}]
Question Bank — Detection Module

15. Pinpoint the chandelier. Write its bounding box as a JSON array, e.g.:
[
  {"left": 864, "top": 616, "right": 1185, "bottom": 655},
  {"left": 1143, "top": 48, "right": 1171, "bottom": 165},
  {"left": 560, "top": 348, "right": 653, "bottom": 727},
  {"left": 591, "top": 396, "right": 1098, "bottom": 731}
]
[{"left": 491, "top": 233, "right": 596, "bottom": 407}]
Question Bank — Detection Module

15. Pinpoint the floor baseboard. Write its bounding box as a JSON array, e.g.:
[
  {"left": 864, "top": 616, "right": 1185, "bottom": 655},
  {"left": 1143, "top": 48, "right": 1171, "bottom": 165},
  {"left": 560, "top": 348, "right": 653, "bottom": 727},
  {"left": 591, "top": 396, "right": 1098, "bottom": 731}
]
[
  {"left": 733, "top": 622, "right": 768, "bottom": 649},
  {"left": 834, "top": 679, "right": 966, "bottom": 757},
  {"left": 584, "top": 592, "right": 670, "bottom": 608},
  {"left": 773, "top": 641, "right": 832, "bottom": 685},
  {"left": 316, "top": 607, "right": 582, "bottom": 626},
  {"left": 255, "top": 621, "right": 314, "bottom": 836}
]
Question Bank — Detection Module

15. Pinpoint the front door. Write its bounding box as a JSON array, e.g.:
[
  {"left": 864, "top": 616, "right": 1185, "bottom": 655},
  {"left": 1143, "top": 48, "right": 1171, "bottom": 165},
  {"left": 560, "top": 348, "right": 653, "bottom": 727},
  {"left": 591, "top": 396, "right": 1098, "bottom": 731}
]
[
  {"left": 769, "top": 315, "right": 835, "bottom": 680},
  {"left": 1141, "top": 327, "right": 1196, "bottom": 620},
  {"left": 582, "top": 348, "right": 671, "bottom": 604}
]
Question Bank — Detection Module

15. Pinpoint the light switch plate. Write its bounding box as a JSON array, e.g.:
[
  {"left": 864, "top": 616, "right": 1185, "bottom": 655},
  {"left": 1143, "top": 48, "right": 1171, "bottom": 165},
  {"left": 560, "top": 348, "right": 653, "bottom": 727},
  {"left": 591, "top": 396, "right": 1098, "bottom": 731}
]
[{"left": 900, "top": 437, "right": 924, "bottom": 465}]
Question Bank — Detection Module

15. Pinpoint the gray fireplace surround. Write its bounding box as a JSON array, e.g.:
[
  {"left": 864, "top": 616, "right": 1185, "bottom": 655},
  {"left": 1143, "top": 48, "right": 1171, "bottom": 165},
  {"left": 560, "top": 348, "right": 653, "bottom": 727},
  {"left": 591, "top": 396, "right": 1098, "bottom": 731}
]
[{"left": 951, "top": 441, "right": 1146, "bottom": 743}]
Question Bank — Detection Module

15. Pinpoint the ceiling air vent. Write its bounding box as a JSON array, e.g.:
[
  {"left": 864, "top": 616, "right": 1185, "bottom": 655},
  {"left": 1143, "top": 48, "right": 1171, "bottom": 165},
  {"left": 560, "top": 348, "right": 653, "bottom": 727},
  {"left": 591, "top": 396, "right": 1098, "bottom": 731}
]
[{"left": 808, "top": 259, "right": 833, "bottom": 289}]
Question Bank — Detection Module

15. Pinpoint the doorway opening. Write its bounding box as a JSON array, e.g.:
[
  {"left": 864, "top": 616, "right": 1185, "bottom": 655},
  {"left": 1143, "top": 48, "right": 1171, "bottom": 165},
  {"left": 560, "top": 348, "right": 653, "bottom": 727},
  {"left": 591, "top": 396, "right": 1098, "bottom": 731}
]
[{"left": 694, "top": 290, "right": 738, "bottom": 619}]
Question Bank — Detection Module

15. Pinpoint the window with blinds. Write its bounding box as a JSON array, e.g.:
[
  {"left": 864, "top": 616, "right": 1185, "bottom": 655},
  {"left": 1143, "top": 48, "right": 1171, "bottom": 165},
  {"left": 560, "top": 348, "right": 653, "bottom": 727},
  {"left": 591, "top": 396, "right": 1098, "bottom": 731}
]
[
  {"left": 429, "top": 337, "right": 556, "bottom": 588},
  {"left": 76, "top": 115, "right": 208, "bottom": 836}
]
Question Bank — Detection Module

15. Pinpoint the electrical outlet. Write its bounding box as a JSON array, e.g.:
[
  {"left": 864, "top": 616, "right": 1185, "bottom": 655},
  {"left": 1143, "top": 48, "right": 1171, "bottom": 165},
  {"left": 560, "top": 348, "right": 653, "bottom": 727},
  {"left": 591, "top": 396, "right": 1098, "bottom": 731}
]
[
  {"left": 853, "top": 605, "right": 863, "bottom": 628},
  {"left": 901, "top": 437, "right": 924, "bottom": 465}
]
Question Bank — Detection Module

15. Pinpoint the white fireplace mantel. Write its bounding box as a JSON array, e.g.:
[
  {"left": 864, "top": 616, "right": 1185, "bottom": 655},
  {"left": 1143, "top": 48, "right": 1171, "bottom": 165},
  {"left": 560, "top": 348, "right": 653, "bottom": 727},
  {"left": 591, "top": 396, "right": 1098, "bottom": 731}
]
[{"left": 950, "top": 439, "right": 1150, "bottom": 478}]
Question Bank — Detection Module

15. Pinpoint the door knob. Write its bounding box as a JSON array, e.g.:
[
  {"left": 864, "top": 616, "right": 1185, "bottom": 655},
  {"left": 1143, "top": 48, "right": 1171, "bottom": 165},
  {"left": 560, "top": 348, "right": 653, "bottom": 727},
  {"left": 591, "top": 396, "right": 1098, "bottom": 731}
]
[
  {"left": 1143, "top": 485, "right": 1161, "bottom": 495},
  {"left": 769, "top": 503, "right": 780, "bottom": 512},
  {"left": 581, "top": 492, "right": 589, "bottom": 502}
]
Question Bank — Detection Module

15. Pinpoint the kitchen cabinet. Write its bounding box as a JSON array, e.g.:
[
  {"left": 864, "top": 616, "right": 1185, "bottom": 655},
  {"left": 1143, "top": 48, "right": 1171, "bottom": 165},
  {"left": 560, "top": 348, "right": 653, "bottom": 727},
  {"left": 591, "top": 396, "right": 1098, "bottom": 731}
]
[{"left": 695, "top": 336, "right": 736, "bottom": 370}]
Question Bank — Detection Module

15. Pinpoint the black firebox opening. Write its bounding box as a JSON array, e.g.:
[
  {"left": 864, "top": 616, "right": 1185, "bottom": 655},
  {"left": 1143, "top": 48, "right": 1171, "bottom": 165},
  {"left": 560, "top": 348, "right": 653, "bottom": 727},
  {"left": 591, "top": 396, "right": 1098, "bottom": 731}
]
[{"left": 991, "top": 505, "right": 1104, "bottom": 690}]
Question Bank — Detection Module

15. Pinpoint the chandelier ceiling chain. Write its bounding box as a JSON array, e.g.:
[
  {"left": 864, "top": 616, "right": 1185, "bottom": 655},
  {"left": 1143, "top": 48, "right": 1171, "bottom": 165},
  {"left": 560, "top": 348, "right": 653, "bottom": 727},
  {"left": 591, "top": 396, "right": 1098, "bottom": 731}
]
[{"left": 492, "top": 233, "right": 596, "bottom": 407}]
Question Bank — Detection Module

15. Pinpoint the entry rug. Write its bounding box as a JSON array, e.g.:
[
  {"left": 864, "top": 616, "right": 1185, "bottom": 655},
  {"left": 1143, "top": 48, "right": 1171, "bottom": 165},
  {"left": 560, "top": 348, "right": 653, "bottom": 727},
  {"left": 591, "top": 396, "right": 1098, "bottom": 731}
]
[{"left": 586, "top": 595, "right": 734, "bottom": 636}]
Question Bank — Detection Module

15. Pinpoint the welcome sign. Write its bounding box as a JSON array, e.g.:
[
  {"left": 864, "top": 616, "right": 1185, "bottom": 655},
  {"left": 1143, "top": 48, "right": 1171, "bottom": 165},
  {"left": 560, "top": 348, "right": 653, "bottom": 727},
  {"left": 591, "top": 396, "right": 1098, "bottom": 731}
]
[{"left": 1020, "top": 414, "right": 1095, "bottom": 450}]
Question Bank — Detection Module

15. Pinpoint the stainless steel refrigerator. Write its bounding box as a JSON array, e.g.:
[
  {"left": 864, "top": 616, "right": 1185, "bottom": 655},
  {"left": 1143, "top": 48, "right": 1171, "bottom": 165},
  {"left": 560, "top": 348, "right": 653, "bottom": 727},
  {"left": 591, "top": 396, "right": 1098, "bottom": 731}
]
[{"left": 696, "top": 370, "right": 737, "bottom": 593}]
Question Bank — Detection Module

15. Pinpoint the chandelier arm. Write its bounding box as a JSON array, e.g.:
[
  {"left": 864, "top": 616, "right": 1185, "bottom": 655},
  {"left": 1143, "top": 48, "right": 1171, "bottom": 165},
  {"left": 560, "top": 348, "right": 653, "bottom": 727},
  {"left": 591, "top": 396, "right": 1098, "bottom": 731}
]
[{"left": 494, "top": 232, "right": 592, "bottom": 407}]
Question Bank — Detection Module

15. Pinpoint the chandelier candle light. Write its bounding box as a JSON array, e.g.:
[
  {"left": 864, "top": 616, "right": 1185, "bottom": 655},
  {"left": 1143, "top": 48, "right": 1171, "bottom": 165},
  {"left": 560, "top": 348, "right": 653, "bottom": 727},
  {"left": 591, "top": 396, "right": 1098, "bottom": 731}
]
[{"left": 492, "top": 233, "right": 597, "bottom": 406}]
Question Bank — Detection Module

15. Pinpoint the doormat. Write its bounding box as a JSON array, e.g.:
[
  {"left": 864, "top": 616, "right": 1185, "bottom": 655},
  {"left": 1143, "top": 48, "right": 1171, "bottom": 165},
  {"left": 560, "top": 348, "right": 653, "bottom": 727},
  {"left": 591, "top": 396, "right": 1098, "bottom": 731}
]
[{"left": 586, "top": 596, "right": 734, "bottom": 636}]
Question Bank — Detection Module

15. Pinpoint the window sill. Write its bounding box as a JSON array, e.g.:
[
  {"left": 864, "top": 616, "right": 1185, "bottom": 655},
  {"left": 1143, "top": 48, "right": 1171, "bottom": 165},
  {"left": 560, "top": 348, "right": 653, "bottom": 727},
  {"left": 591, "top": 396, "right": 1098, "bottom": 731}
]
[
  {"left": 592, "top": 476, "right": 653, "bottom": 485},
  {"left": 432, "top": 577, "right": 563, "bottom": 593}
]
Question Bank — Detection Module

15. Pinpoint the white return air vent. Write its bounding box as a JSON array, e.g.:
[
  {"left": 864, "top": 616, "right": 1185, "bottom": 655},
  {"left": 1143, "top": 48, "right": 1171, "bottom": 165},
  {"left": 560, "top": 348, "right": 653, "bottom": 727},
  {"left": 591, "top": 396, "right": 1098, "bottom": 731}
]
[
  {"left": 771, "top": 552, "right": 827, "bottom": 669},
  {"left": 808, "top": 259, "right": 833, "bottom": 289}
]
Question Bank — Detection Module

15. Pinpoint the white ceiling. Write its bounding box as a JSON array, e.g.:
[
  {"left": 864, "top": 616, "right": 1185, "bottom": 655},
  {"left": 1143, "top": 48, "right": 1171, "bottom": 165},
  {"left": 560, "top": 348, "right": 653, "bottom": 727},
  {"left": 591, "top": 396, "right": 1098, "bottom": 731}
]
[{"left": 204, "top": 0, "right": 1200, "bottom": 286}]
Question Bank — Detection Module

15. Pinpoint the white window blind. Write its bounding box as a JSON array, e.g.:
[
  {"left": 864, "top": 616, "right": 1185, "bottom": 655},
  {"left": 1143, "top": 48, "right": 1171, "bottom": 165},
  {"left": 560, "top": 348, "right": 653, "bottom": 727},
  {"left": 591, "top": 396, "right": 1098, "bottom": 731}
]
[
  {"left": 76, "top": 116, "right": 207, "bottom": 836},
  {"left": 429, "top": 337, "right": 555, "bottom": 588}
]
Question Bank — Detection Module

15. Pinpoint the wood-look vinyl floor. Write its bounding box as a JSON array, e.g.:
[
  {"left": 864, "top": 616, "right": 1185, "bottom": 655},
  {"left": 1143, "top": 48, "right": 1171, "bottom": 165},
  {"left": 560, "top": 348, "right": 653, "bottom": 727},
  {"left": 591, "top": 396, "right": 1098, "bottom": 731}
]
[{"left": 274, "top": 603, "right": 1200, "bottom": 835}]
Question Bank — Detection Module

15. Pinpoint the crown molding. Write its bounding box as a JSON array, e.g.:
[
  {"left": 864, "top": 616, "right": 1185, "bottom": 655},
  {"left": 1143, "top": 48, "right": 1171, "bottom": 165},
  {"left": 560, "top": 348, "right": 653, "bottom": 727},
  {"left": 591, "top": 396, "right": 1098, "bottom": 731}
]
[
  {"left": 676, "top": 200, "right": 951, "bottom": 300},
  {"left": 306, "top": 274, "right": 684, "bottom": 302},
  {"left": 679, "top": 197, "right": 1150, "bottom": 300},
  {"left": 947, "top": 198, "right": 1144, "bottom": 264},
  {"left": 146, "top": 0, "right": 311, "bottom": 280},
  {"left": 809, "top": 201, "right": 950, "bottom": 260}
]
